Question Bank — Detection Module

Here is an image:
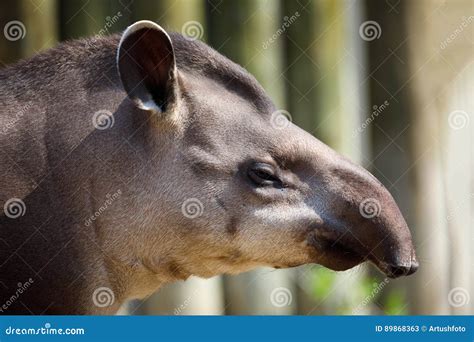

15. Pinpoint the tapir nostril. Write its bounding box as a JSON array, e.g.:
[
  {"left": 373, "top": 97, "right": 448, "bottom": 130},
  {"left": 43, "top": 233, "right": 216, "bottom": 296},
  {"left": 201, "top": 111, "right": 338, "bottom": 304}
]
[
  {"left": 386, "top": 262, "right": 418, "bottom": 278},
  {"left": 388, "top": 265, "right": 410, "bottom": 278},
  {"left": 407, "top": 260, "right": 419, "bottom": 275}
]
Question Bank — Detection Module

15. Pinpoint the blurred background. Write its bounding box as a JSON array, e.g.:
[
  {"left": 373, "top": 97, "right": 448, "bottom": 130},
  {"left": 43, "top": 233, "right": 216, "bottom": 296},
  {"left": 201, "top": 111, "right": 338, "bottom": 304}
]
[{"left": 0, "top": 0, "right": 472, "bottom": 315}]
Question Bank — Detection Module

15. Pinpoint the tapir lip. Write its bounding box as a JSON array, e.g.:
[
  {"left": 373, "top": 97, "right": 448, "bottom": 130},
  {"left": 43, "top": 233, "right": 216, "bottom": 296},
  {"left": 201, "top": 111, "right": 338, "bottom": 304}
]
[
  {"left": 308, "top": 226, "right": 418, "bottom": 278},
  {"left": 308, "top": 230, "right": 366, "bottom": 271}
]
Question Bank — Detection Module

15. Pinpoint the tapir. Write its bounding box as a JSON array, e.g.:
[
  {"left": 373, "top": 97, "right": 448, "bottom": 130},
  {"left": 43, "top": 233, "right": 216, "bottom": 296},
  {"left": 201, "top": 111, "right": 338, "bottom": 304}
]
[{"left": 0, "top": 21, "right": 418, "bottom": 314}]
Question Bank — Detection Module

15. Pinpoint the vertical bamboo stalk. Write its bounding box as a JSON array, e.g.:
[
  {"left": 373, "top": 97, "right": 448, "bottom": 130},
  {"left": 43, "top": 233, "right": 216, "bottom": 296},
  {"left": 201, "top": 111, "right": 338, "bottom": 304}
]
[
  {"left": 281, "top": 0, "right": 319, "bottom": 132},
  {"left": 331, "top": 0, "right": 371, "bottom": 315},
  {"left": 59, "top": 0, "right": 128, "bottom": 40},
  {"left": 364, "top": 0, "right": 432, "bottom": 314},
  {"left": 20, "top": 0, "right": 58, "bottom": 55},
  {"left": 404, "top": 0, "right": 473, "bottom": 314},
  {"left": 207, "top": 0, "right": 293, "bottom": 314},
  {"left": 0, "top": 0, "right": 22, "bottom": 65},
  {"left": 60, "top": 0, "right": 107, "bottom": 39},
  {"left": 444, "top": 65, "right": 474, "bottom": 315},
  {"left": 283, "top": 0, "right": 330, "bottom": 315},
  {"left": 132, "top": 0, "right": 205, "bottom": 39},
  {"left": 284, "top": 0, "right": 368, "bottom": 314},
  {"left": 0, "top": 0, "right": 58, "bottom": 65},
  {"left": 403, "top": 0, "right": 448, "bottom": 314}
]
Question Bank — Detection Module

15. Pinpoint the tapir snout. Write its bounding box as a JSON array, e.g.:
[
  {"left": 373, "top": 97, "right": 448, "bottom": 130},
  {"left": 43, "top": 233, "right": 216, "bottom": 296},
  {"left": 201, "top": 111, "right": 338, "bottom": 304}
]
[{"left": 307, "top": 143, "right": 418, "bottom": 278}]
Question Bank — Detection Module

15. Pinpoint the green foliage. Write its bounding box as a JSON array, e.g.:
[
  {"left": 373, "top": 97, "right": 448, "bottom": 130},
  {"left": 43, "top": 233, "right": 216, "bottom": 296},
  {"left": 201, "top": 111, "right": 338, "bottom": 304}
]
[
  {"left": 311, "top": 267, "right": 336, "bottom": 300},
  {"left": 383, "top": 289, "right": 408, "bottom": 315},
  {"left": 311, "top": 267, "right": 408, "bottom": 315}
]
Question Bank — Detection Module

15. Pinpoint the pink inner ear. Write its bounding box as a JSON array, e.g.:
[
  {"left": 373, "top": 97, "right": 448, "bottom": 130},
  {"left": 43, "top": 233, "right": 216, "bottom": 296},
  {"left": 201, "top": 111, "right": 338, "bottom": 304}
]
[{"left": 118, "top": 27, "right": 176, "bottom": 112}]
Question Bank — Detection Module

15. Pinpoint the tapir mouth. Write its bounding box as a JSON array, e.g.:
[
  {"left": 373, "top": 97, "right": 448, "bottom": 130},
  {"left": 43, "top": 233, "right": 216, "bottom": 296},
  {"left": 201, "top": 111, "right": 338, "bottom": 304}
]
[
  {"left": 308, "top": 230, "right": 366, "bottom": 272},
  {"left": 309, "top": 229, "right": 418, "bottom": 278}
]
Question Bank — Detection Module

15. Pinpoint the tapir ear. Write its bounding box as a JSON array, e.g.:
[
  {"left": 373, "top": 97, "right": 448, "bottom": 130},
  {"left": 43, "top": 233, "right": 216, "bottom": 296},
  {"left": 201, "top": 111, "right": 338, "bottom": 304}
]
[{"left": 117, "top": 21, "right": 178, "bottom": 115}]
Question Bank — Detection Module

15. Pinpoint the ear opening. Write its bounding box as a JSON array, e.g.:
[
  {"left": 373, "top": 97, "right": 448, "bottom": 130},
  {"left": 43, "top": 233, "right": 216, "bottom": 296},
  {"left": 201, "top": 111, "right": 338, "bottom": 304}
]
[{"left": 117, "top": 21, "right": 178, "bottom": 115}]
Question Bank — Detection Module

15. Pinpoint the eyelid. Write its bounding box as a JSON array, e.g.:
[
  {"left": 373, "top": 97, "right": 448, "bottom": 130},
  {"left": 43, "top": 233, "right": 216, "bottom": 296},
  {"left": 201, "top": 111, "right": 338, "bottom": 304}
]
[
  {"left": 248, "top": 162, "right": 283, "bottom": 186},
  {"left": 253, "top": 162, "right": 275, "bottom": 173}
]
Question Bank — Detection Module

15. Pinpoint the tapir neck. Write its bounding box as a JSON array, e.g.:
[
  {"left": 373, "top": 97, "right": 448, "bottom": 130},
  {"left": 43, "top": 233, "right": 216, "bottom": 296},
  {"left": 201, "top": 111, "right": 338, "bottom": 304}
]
[{"left": 0, "top": 35, "right": 176, "bottom": 313}]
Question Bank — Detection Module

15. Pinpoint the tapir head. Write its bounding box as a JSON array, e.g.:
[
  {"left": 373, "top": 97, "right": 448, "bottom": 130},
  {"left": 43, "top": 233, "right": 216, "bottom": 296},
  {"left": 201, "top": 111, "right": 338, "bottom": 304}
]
[{"left": 114, "top": 21, "right": 417, "bottom": 284}]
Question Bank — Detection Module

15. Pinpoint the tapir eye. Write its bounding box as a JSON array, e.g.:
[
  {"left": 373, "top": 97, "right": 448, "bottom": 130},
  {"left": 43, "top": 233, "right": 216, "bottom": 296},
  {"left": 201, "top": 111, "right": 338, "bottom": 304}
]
[{"left": 248, "top": 163, "right": 282, "bottom": 187}]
